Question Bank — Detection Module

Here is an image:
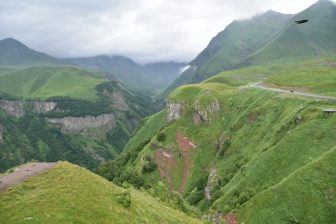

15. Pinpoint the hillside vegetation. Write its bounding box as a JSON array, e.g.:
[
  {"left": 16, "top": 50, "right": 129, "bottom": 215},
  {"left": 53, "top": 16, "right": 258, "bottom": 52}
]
[
  {"left": 0, "top": 66, "right": 105, "bottom": 101},
  {"left": 161, "top": 0, "right": 336, "bottom": 99},
  {"left": 0, "top": 162, "right": 201, "bottom": 224},
  {"left": 101, "top": 58, "right": 336, "bottom": 223}
]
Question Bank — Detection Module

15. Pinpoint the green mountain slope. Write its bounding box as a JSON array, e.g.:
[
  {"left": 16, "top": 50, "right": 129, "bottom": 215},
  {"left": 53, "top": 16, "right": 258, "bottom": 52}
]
[
  {"left": 69, "top": 56, "right": 185, "bottom": 96},
  {"left": 0, "top": 66, "right": 155, "bottom": 172},
  {"left": 160, "top": 0, "right": 336, "bottom": 100},
  {"left": 0, "top": 66, "right": 105, "bottom": 101},
  {"left": 0, "top": 162, "right": 201, "bottom": 224},
  {"left": 101, "top": 59, "right": 336, "bottom": 223},
  {"left": 160, "top": 10, "right": 292, "bottom": 99},
  {"left": 249, "top": 0, "right": 336, "bottom": 65},
  {"left": 0, "top": 38, "right": 62, "bottom": 66}
]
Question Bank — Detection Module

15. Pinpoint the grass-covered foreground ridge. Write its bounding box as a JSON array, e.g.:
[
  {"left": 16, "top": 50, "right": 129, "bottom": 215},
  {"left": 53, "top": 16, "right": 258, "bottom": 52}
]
[
  {"left": 0, "top": 162, "right": 201, "bottom": 224},
  {"left": 100, "top": 59, "right": 336, "bottom": 223}
]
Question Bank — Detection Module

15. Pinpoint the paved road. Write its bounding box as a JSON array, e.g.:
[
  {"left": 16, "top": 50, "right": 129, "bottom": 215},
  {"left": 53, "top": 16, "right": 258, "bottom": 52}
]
[
  {"left": 0, "top": 162, "right": 57, "bottom": 192},
  {"left": 249, "top": 82, "right": 336, "bottom": 101}
]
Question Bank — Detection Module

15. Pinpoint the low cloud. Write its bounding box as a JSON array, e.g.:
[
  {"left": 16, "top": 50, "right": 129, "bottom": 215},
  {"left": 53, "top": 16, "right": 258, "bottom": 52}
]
[{"left": 0, "top": 0, "right": 318, "bottom": 63}]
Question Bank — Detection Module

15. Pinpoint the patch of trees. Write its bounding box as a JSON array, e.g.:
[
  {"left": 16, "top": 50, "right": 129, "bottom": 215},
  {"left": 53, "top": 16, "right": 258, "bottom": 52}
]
[
  {"left": 107, "top": 122, "right": 131, "bottom": 153},
  {"left": 0, "top": 113, "right": 115, "bottom": 172},
  {"left": 141, "top": 155, "right": 156, "bottom": 173},
  {"left": 156, "top": 132, "right": 166, "bottom": 142},
  {"left": 97, "top": 139, "right": 151, "bottom": 188},
  {"left": 187, "top": 174, "right": 209, "bottom": 205}
]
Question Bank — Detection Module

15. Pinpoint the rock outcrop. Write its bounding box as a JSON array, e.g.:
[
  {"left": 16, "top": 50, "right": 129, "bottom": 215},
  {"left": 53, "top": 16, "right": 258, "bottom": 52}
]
[
  {"left": 193, "top": 99, "right": 220, "bottom": 123},
  {"left": 0, "top": 100, "right": 25, "bottom": 118},
  {"left": 0, "top": 100, "right": 58, "bottom": 117},
  {"left": 167, "top": 101, "right": 183, "bottom": 122},
  {"left": 46, "top": 113, "right": 116, "bottom": 133},
  {"left": 103, "top": 90, "right": 129, "bottom": 111},
  {"left": 0, "top": 123, "right": 4, "bottom": 143},
  {"left": 32, "top": 101, "right": 57, "bottom": 114},
  {"left": 204, "top": 167, "right": 218, "bottom": 200}
]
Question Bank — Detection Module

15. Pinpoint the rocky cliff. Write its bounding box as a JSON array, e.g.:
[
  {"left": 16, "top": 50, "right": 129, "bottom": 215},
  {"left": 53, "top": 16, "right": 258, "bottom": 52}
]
[
  {"left": 0, "top": 100, "right": 25, "bottom": 118},
  {"left": 46, "top": 113, "right": 116, "bottom": 133},
  {"left": 0, "top": 100, "right": 58, "bottom": 117},
  {"left": 167, "top": 101, "right": 184, "bottom": 122},
  {"left": 32, "top": 101, "right": 57, "bottom": 114}
]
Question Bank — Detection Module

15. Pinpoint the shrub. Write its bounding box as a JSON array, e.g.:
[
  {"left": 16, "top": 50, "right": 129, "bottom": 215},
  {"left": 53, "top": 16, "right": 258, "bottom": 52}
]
[
  {"left": 187, "top": 189, "right": 204, "bottom": 205},
  {"left": 142, "top": 155, "right": 157, "bottom": 173},
  {"left": 116, "top": 191, "right": 131, "bottom": 208},
  {"left": 157, "top": 132, "right": 166, "bottom": 142}
]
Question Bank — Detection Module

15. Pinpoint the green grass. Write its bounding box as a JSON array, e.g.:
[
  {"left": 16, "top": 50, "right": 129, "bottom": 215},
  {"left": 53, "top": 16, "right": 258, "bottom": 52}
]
[
  {"left": 238, "top": 147, "right": 336, "bottom": 224},
  {"left": 116, "top": 60, "right": 336, "bottom": 223},
  {"left": 0, "top": 66, "right": 106, "bottom": 101},
  {"left": 0, "top": 162, "right": 201, "bottom": 224},
  {"left": 205, "top": 59, "right": 336, "bottom": 97}
]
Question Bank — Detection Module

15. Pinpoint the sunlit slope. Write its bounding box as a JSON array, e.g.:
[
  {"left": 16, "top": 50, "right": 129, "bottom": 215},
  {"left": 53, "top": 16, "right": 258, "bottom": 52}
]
[{"left": 0, "top": 162, "right": 201, "bottom": 224}]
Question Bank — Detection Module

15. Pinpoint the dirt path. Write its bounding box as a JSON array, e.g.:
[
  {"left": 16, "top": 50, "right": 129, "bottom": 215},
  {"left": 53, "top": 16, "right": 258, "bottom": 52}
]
[
  {"left": 249, "top": 82, "right": 336, "bottom": 101},
  {"left": 0, "top": 162, "right": 57, "bottom": 192},
  {"left": 176, "top": 133, "right": 196, "bottom": 193}
]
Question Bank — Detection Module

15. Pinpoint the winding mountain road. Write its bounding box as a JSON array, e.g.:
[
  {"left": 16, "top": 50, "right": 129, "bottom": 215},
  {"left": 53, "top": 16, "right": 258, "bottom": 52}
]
[
  {"left": 249, "top": 82, "right": 336, "bottom": 101},
  {"left": 0, "top": 162, "right": 57, "bottom": 192}
]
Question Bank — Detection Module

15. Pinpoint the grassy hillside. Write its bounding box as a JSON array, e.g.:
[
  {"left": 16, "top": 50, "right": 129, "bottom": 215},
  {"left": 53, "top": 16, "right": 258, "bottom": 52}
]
[
  {"left": 204, "top": 58, "right": 336, "bottom": 97},
  {"left": 160, "top": 0, "right": 336, "bottom": 100},
  {"left": 0, "top": 66, "right": 106, "bottom": 101},
  {"left": 0, "top": 162, "right": 201, "bottom": 224},
  {"left": 159, "top": 10, "right": 292, "bottom": 100},
  {"left": 0, "top": 66, "right": 155, "bottom": 172},
  {"left": 103, "top": 59, "right": 336, "bottom": 223},
  {"left": 249, "top": 0, "right": 336, "bottom": 65}
]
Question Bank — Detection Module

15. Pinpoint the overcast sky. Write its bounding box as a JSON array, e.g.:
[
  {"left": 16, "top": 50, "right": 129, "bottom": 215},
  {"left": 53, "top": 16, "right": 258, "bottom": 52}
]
[{"left": 0, "top": 0, "right": 322, "bottom": 63}]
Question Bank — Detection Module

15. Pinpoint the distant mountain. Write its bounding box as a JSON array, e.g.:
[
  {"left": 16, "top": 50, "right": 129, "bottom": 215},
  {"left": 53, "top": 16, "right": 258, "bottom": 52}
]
[
  {"left": 69, "top": 55, "right": 156, "bottom": 95},
  {"left": 159, "top": 10, "right": 292, "bottom": 98},
  {"left": 161, "top": 0, "right": 336, "bottom": 99},
  {"left": 0, "top": 38, "right": 62, "bottom": 66},
  {"left": 69, "top": 56, "right": 186, "bottom": 96},
  {"left": 144, "top": 61, "right": 187, "bottom": 84},
  {"left": 248, "top": 0, "right": 336, "bottom": 64},
  {"left": 0, "top": 38, "right": 184, "bottom": 96}
]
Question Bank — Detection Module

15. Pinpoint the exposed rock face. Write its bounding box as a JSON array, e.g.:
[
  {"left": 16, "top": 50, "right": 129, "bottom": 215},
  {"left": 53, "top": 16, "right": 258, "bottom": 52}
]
[
  {"left": 111, "top": 91, "right": 129, "bottom": 111},
  {"left": 0, "top": 100, "right": 24, "bottom": 118},
  {"left": 193, "top": 99, "right": 220, "bottom": 123},
  {"left": 204, "top": 167, "right": 218, "bottom": 200},
  {"left": 32, "top": 101, "right": 57, "bottom": 114},
  {"left": 46, "top": 113, "right": 116, "bottom": 133},
  {"left": 0, "top": 100, "right": 58, "bottom": 117},
  {"left": 0, "top": 123, "right": 4, "bottom": 143},
  {"left": 167, "top": 101, "right": 183, "bottom": 122},
  {"left": 103, "top": 90, "right": 129, "bottom": 111}
]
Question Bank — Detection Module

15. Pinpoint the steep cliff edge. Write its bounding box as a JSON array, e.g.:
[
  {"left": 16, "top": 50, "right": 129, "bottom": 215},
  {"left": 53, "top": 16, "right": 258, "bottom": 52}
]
[{"left": 47, "top": 113, "right": 116, "bottom": 133}]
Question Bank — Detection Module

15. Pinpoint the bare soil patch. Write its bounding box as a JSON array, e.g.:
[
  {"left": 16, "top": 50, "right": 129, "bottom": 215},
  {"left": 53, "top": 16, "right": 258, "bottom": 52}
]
[
  {"left": 0, "top": 162, "right": 57, "bottom": 192},
  {"left": 176, "top": 133, "right": 196, "bottom": 193},
  {"left": 155, "top": 150, "right": 175, "bottom": 191},
  {"left": 224, "top": 213, "right": 238, "bottom": 224}
]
